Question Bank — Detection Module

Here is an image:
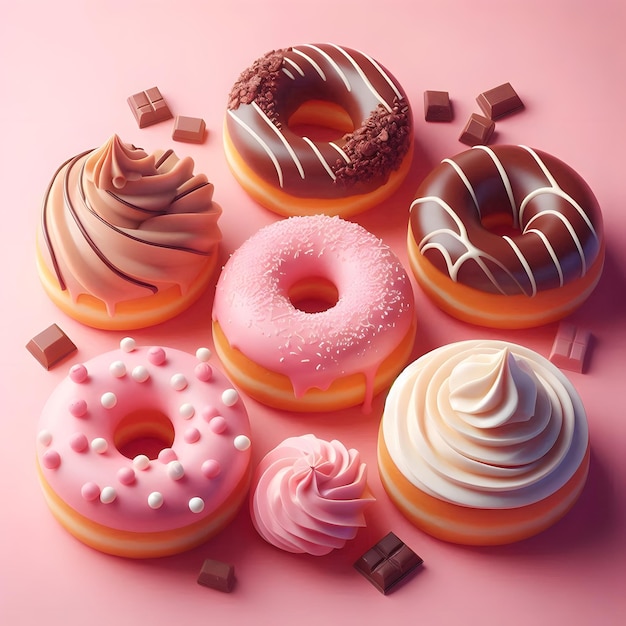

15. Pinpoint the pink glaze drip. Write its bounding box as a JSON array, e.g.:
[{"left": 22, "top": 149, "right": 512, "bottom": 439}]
[
  {"left": 250, "top": 434, "right": 375, "bottom": 555},
  {"left": 212, "top": 215, "right": 414, "bottom": 406},
  {"left": 36, "top": 343, "right": 252, "bottom": 533},
  {"left": 39, "top": 135, "right": 222, "bottom": 315}
]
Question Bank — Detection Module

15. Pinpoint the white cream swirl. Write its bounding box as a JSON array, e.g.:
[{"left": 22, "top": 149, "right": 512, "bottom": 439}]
[
  {"left": 381, "top": 340, "right": 588, "bottom": 508},
  {"left": 250, "top": 434, "right": 374, "bottom": 555}
]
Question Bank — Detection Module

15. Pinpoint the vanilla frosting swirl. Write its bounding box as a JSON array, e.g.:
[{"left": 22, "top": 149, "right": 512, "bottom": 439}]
[
  {"left": 39, "top": 135, "right": 221, "bottom": 314},
  {"left": 381, "top": 340, "right": 588, "bottom": 508},
  {"left": 250, "top": 434, "right": 374, "bottom": 555}
]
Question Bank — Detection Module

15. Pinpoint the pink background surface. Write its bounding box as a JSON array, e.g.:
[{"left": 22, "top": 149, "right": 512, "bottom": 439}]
[{"left": 1, "top": 1, "right": 625, "bottom": 624}]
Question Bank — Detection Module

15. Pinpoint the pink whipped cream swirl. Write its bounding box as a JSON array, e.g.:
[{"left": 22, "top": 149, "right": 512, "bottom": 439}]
[
  {"left": 250, "top": 434, "right": 375, "bottom": 555},
  {"left": 39, "top": 135, "right": 221, "bottom": 314}
]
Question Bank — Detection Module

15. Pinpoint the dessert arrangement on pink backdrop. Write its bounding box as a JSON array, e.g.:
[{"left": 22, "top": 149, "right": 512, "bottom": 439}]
[{"left": 1, "top": 1, "right": 625, "bottom": 624}]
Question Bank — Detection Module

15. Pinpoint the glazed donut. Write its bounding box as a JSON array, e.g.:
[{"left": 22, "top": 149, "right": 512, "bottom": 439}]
[
  {"left": 224, "top": 43, "right": 413, "bottom": 217},
  {"left": 212, "top": 214, "right": 416, "bottom": 412},
  {"left": 378, "top": 340, "right": 590, "bottom": 545},
  {"left": 36, "top": 338, "right": 252, "bottom": 558},
  {"left": 36, "top": 135, "right": 222, "bottom": 330},
  {"left": 408, "top": 144, "right": 604, "bottom": 328}
]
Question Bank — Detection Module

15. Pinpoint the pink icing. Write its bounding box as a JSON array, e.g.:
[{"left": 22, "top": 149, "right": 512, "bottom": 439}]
[
  {"left": 39, "top": 135, "right": 222, "bottom": 315},
  {"left": 36, "top": 342, "right": 252, "bottom": 533},
  {"left": 250, "top": 434, "right": 374, "bottom": 555},
  {"left": 212, "top": 215, "right": 414, "bottom": 407}
]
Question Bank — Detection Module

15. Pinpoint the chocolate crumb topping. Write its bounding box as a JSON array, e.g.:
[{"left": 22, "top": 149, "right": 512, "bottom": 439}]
[
  {"left": 227, "top": 48, "right": 287, "bottom": 125},
  {"left": 334, "top": 97, "right": 411, "bottom": 187}
]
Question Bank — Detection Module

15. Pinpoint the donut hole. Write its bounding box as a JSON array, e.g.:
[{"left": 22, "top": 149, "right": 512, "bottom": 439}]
[
  {"left": 480, "top": 213, "right": 520, "bottom": 238},
  {"left": 287, "top": 100, "right": 354, "bottom": 141},
  {"left": 114, "top": 409, "right": 175, "bottom": 460},
  {"left": 288, "top": 276, "right": 339, "bottom": 313}
]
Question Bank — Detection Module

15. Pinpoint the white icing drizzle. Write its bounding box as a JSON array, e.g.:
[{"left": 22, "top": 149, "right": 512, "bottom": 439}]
[
  {"left": 329, "top": 141, "right": 351, "bottom": 164},
  {"left": 282, "top": 68, "right": 295, "bottom": 80},
  {"left": 360, "top": 49, "right": 404, "bottom": 100},
  {"left": 291, "top": 47, "right": 327, "bottom": 80},
  {"left": 297, "top": 44, "right": 351, "bottom": 91},
  {"left": 302, "top": 136, "right": 337, "bottom": 180},
  {"left": 283, "top": 56, "right": 305, "bottom": 76}
]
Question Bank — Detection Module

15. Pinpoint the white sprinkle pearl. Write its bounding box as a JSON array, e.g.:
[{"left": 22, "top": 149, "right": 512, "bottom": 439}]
[
  {"left": 222, "top": 388, "right": 239, "bottom": 407},
  {"left": 148, "top": 492, "right": 164, "bottom": 509},
  {"left": 234, "top": 435, "right": 251, "bottom": 451},
  {"left": 179, "top": 403, "right": 195, "bottom": 419},
  {"left": 120, "top": 337, "right": 136, "bottom": 352},
  {"left": 91, "top": 437, "right": 108, "bottom": 454},
  {"left": 38, "top": 430, "right": 53, "bottom": 446},
  {"left": 100, "top": 486, "right": 117, "bottom": 504},
  {"left": 189, "top": 497, "right": 205, "bottom": 513},
  {"left": 101, "top": 392, "right": 117, "bottom": 409},
  {"left": 133, "top": 454, "right": 151, "bottom": 471},
  {"left": 167, "top": 461, "right": 185, "bottom": 480},
  {"left": 132, "top": 366, "right": 150, "bottom": 383},
  {"left": 196, "top": 347, "right": 212, "bottom": 362},
  {"left": 109, "top": 360, "right": 127, "bottom": 378},
  {"left": 171, "top": 373, "right": 188, "bottom": 391}
]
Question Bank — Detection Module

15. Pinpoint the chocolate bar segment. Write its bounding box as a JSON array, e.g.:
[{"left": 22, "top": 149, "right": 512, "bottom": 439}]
[
  {"left": 477, "top": 82, "right": 524, "bottom": 119},
  {"left": 424, "top": 90, "right": 453, "bottom": 122},
  {"left": 197, "top": 558, "right": 235, "bottom": 593},
  {"left": 172, "top": 115, "right": 207, "bottom": 144},
  {"left": 459, "top": 113, "right": 495, "bottom": 146},
  {"left": 549, "top": 323, "right": 591, "bottom": 373},
  {"left": 127, "top": 87, "right": 173, "bottom": 128},
  {"left": 26, "top": 324, "right": 77, "bottom": 370},
  {"left": 354, "top": 532, "right": 423, "bottom": 594}
]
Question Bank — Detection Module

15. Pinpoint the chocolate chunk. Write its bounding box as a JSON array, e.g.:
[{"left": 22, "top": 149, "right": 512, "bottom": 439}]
[
  {"left": 354, "top": 532, "right": 423, "bottom": 594},
  {"left": 172, "top": 115, "right": 207, "bottom": 144},
  {"left": 549, "top": 323, "right": 591, "bottom": 373},
  {"left": 459, "top": 113, "right": 495, "bottom": 146},
  {"left": 197, "top": 558, "right": 235, "bottom": 593},
  {"left": 424, "top": 90, "right": 453, "bottom": 122},
  {"left": 127, "top": 87, "right": 173, "bottom": 128},
  {"left": 26, "top": 324, "right": 77, "bottom": 370},
  {"left": 477, "top": 82, "right": 524, "bottom": 119}
]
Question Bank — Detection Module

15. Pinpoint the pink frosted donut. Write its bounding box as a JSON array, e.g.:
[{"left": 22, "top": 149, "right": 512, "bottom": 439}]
[
  {"left": 36, "top": 338, "right": 252, "bottom": 558},
  {"left": 250, "top": 434, "right": 375, "bottom": 555},
  {"left": 212, "top": 214, "right": 416, "bottom": 412}
]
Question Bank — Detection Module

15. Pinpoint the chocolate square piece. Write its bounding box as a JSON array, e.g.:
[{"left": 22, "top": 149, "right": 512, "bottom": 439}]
[
  {"left": 197, "top": 558, "right": 235, "bottom": 593},
  {"left": 354, "top": 532, "right": 423, "bottom": 594},
  {"left": 127, "top": 87, "right": 173, "bottom": 128},
  {"left": 459, "top": 113, "right": 495, "bottom": 146},
  {"left": 424, "top": 90, "right": 453, "bottom": 122},
  {"left": 26, "top": 324, "right": 77, "bottom": 370},
  {"left": 172, "top": 115, "right": 207, "bottom": 144},
  {"left": 549, "top": 323, "right": 591, "bottom": 373},
  {"left": 477, "top": 82, "right": 524, "bottom": 119}
]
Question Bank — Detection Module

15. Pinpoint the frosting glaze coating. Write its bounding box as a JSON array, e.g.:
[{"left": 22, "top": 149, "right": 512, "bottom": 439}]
[
  {"left": 37, "top": 135, "right": 221, "bottom": 328},
  {"left": 380, "top": 340, "right": 588, "bottom": 510},
  {"left": 212, "top": 215, "right": 415, "bottom": 411},
  {"left": 250, "top": 434, "right": 374, "bottom": 555},
  {"left": 36, "top": 340, "right": 252, "bottom": 556},
  {"left": 225, "top": 43, "right": 412, "bottom": 207}
]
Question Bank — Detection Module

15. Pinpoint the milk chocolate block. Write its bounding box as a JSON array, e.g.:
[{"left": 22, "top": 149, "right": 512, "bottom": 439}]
[
  {"left": 26, "top": 324, "right": 77, "bottom": 369},
  {"left": 477, "top": 82, "right": 524, "bottom": 119},
  {"left": 197, "top": 558, "right": 235, "bottom": 592},
  {"left": 354, "top": 532, "right": 423, "bottom": 594},
  {"left": 424, "top": 90, "right": 453, "bottom": 122},
  {"left": 549, "top": 323, "right": 591, "bottom": 373},
  {"left": 172, "top": 115, "right": 207, "bottom": 144},
  {"left": 127, "top": 87, "right": 173, "bottom": 128},
  {"left": 459, "top": 113, "right": 495, "bottom": 146}
]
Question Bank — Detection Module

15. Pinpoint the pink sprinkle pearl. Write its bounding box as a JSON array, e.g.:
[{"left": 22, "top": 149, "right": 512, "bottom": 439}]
[
  {"left": 158, "top": 448, "right": 177, "bottom": 464},
  {"left": 201, "top": 459, "right": 220, "bottom": 478},
  {"left": 184, "top": 427, "right": 200, "bottom": 444},
  {"left": 117, "top": 467, "right": 136, "bottom": 485},
  {"left": 201, "top": 405, "right": 219, "bottom": 421},
  {"left": 42, "top": 450, "right": 61, "bottom": 469},
  {"left": 194, "top": 362, "right": 213, "bottom": 382},
  {"left": 148, "top": 346, "right": 166, "bottom": 365},
  {"left": 209, "top": 416, "right": 227, "bottom": 434},
  {"left": 69, "top": 399, "right": 88, "bottom": 418},
  {"left": 69, "top": 364, "right": 88, "bottom": 383},
  {"left": 69, "top": 433, "right": 89, "bottom": 453},
  {"left": 81, "top": 482, "right": 100, "bottom": 501}
]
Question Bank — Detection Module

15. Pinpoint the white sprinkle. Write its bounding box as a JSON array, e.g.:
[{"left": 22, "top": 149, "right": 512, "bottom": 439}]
[
  {"left": 167, "top": 461, "right": 185, "bottom": 481},
  {"left": 109, "top": 360, "right": 126, "bottom": 378},
  {"left": 179, "top": 403, "right": 195, "bottom": 419},
  {"left": 234, "top": 434, "right": 251, "bottom": 451},
  {"left": 222, "top": 388, "right": 239, "bottom": 407},
  {"left": 189, "top": 497, "right": 205, "bottom": 513},
  {"left": 148, "top": 492, "right": 164, "bottom": 509},
  {"left": 171, "top": 373, "right": 188, "bottom": 391},
  {"left": 91, "top": 438, "right": 108, "bottom": 454},
  {"left": 100, "top": 392, "right": 117, "bottom": 409},
  {"left": 100, "top": 486, "right": 117, "bottom": 504},
  {"left": 120, "top": 337, "right": 136, "bottom": 353},
  {"left": 196, "top": 347, "right": 212, "bottom": 362},
  {"left": 133, "top": 454, "right": 150, "bottom": 471},
  {"left": 37, "top": 430, "right": 53, "bottom": 446},
  {"left": 132, "top": 366, "right": 150, "bottom": 383}
]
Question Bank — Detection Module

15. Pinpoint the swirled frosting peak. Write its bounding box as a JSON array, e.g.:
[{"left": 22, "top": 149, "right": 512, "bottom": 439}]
[
  {"left": 39, "top": 135, "right": 221, "bottom": 316},
  {"left": 250, "top": 434, "right": 375, "bottom": 555},
  {"left": 449, "top": 348, "right": 538, "bottom": 428}
]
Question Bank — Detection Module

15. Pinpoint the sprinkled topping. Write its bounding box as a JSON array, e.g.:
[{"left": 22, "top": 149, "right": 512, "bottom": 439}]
[
  {"left": 209, "top": 416, "right": 227, "bottom": 434},
  {"left": 148, "top": 346, "right": 167, "bottom": 366},
  {"left": 69, "top": 432, "right": 89, "bottom": 453},
  {"left": 100, "top": 392, "right": 117, "bottom": 409},
  {"left": 201, "top": 405, "right": 219, "bottom": 421},
  {"left": 158, "top": 448, "right": 177, "bottom": 464},
  {"left": 184, "top": 427, "right": 201, "bottom": 444},
  {"left": 133, "top": 454, "right": 151, "bottom": 471},
  {"left": 120, "top": 337, "right": 136, "bottom": 353},
  {"left": 42, "top": 449, "right": 61, "bottom": 469},
  {"left": 69, "top": 399, "right": 88, "bottom": 418},
  {"left": 109, "top": 360, "right": 127, "bottom": 378},
  {"left": 81, "top": 482, "right": 100, "bottom": 501},
  {"left": 132, "top": 365, "right": 150, "bottom": 383},
  {"left": 201, "top": 459, "right": 221, "bottom": 478},
  {"left": 196, "top": 347, "right": 212, "bottom": 362},
  {"left": 167, "top": 460, "right": 185, "bottom": 480},
  {"left": 171, "top": 373, "right": 188, "bottom": 391},
  {"left": 234, "top": 434, "right": 251, "bottom": 451},
  {"left": 117, "top": 467, "right": 136, "bottom": 485},
  {"left": 222, "top": 388, "right": 239, "bottom": 407},
  {"left": 195, "top": 362, "right": 213, "bottom": 382},
  {"left": 100, "top": 486, "right": 117, "bottom": 504},
  {"left": 179, "top": 403, "right": 195, "bottom": 419},
  {"left": 189, "top": 497, "right": 205, "bottom": 513},
  {"left": 148, "top": 492, "right": 164, "bottom": 509},
  {"left": 69, "top": 363, "right": 89, "bottom": 383},
  {"left": 37, "top": 430, "right": 53, "bottom": 446},
  {"left": 91, "top": 437, "right": 108, "bottom": 454}
]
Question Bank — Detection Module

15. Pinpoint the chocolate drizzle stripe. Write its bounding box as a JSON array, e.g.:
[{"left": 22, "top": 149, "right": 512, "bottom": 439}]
[{"left": 154, "top": 149, "right": 174, "bottom": 170}]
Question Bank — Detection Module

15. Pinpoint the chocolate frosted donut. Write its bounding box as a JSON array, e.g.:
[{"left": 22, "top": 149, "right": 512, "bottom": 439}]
[
  {"left": 224, "top": 43, "right": 413, "bottom": 217},
  {"left": 408, "top": 145, "right": 604, "bottom": 328}
]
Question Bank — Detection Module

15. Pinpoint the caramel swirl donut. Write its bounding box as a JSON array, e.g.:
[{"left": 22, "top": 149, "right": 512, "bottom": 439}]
[
  {"left": 408, "top": 145, "right": 604, "bottom": 328},
  {"left": 224, "top": 43, "right": 413, "bottom": 217}
]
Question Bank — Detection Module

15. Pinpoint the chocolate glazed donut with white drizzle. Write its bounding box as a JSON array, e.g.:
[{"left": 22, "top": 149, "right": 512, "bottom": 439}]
[
  {"left": 408, "top": 144, "right": 604, "bottom": 328},
  {"left": 224, "top": 43, "right": 413, "bottom": 217}
]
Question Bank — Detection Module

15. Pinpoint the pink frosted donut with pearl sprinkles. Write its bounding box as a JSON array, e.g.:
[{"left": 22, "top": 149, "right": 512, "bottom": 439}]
[{"left": 35, "top": 337, "right": 252, "bottom": 558}]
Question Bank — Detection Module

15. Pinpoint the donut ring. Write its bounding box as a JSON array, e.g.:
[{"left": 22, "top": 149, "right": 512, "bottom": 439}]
[
  {"left": 212, "top": 215, "right": 416, "bottom": 412},
  {"left": 224, "top": 43, "right": 413, "bottom": 217},
  {"left": 408, "top": 145, "right": 604, "bottom": 328},
  {"left": 36, "top": 339, "right": 252, "bottom": 558}
]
